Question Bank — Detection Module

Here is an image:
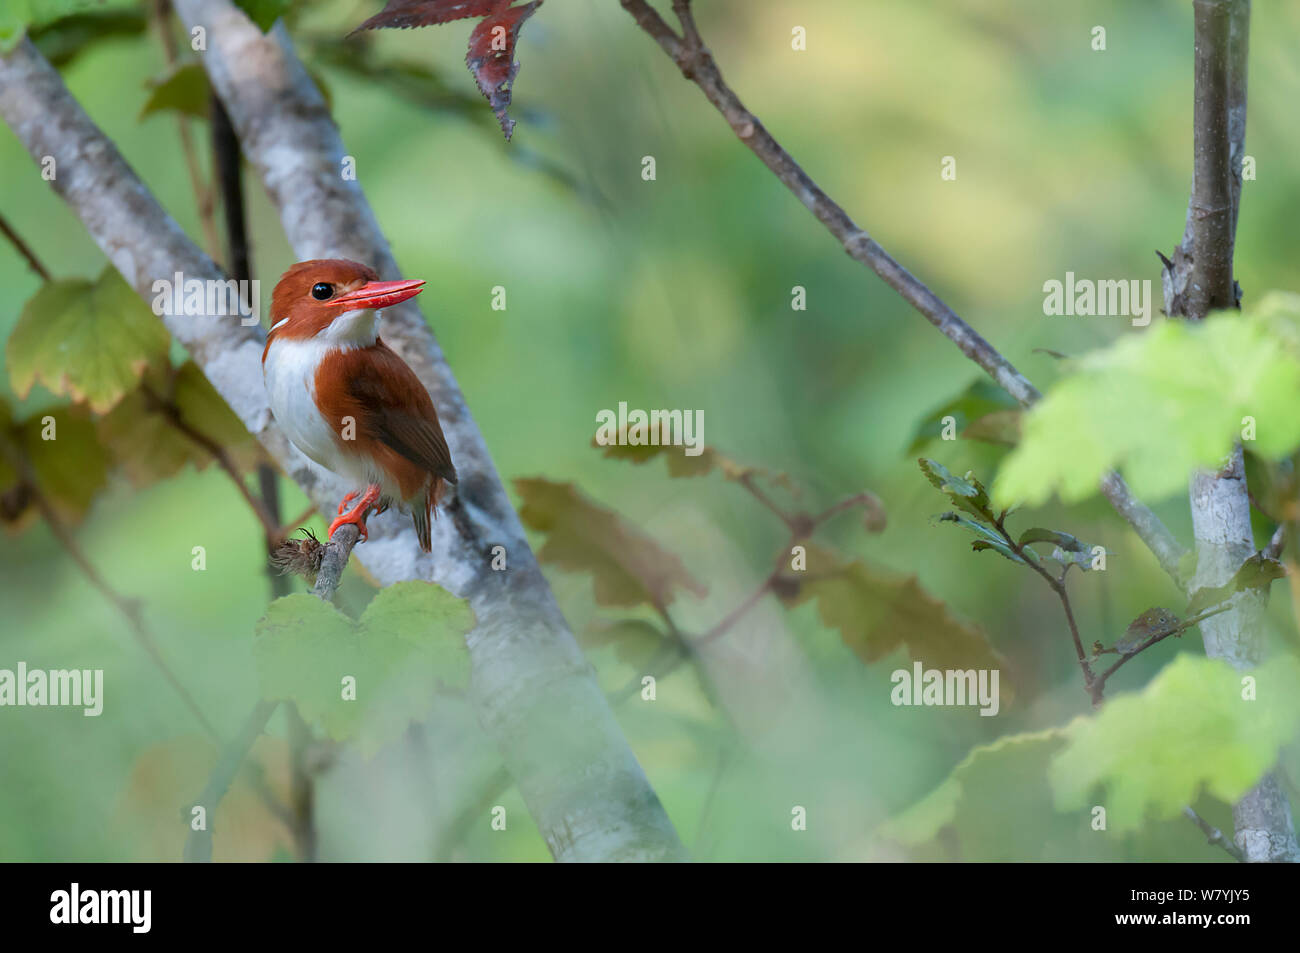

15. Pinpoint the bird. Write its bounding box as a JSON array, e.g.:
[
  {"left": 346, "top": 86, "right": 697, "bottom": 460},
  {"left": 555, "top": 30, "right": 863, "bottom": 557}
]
[{"left": 262, "top": 259, "right": 457, "bottom": 551}]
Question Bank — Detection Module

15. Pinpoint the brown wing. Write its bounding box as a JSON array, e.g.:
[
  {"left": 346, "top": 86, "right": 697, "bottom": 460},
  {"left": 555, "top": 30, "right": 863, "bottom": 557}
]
[{"left": 323, "top": 342, "right": 457, "bottom": 487}]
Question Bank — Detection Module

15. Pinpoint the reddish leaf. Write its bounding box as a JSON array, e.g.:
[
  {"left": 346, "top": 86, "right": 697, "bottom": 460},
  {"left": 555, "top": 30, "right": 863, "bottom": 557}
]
[
  {"left": 352, "top": 0, "right": 543, "bottom": 139},
  {"left": 354, "top": 0, "right": 506, "bottom": 30},
  {"left": 466, "top": 1, "right": 541, "bottom": 139}
]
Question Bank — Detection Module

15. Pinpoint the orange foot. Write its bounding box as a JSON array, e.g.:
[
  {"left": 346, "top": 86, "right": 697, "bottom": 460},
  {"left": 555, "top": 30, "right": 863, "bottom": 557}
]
[
  {"left": 328, "top": 484, "right": 382, "bottom": 542},
  {"left": 336, "top": 490, "right": 359, "bottom": 515}
]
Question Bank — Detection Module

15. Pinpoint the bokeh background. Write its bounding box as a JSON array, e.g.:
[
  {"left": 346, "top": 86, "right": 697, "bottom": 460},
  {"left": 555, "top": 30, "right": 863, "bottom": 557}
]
[{"left": 2, "top": 0, "right": 1299, "bottom": 861}]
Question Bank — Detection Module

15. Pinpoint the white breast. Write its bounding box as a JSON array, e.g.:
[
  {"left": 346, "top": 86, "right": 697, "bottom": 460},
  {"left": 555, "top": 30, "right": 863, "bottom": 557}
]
[{"left": 264, "top": 336, "right": 364, "bottom": 484}]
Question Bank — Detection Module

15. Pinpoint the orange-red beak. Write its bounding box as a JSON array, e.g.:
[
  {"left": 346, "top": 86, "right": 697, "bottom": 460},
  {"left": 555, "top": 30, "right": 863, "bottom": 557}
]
[{"left": 332, "top": 278, "right": 426, "bottom": 310}]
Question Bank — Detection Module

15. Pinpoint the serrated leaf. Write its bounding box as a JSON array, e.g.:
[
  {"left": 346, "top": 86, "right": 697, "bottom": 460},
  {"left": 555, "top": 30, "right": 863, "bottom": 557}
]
[
  {"left": 919, "top": 458, "right": 993, "bottom": 521},
  {"left": 7, "top": 268, "right": 171, "bottom": 413},
  {"left": 351, "top": 0, "right": 543, "bottom": 140},
  {"left": 780, "top": 543, "right": 1005, "bottom": 673},
  {"left": 1186, "top": 553, "right": 1287, "bottom": 616},
  {"left": 592, "top": 434, "right": 796, "bottom": 489},
  {"left": 254, "top": 582, "right": 474, "bottom": 753},
  {"left": 515, "top": 477, "right": 706, "bottom": 609},
  {"left": 1049, "top": 654, "right": 1300, "bottom": 831},
  {"left": 995, "top": 295, "right": 1300, "bottom": 507},
  {"left": 878, "top": 728, "right": 1218, "bottom": 861}
]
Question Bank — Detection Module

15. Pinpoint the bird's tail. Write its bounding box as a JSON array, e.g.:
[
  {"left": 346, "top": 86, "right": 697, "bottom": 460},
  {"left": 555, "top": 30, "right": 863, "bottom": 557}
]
[{"left": 412, "top": 478, "right": 444, "bottom": 553}]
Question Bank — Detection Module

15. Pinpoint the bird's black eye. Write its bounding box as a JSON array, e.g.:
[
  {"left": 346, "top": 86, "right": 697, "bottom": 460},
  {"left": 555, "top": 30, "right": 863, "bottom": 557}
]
[{"left": 311, "top": 283, "right": 334, "bottom": 301}]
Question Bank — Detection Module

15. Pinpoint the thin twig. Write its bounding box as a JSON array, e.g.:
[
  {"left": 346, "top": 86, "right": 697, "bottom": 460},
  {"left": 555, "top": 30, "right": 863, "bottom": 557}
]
[
  {"left": 618, "top": 0, "right": 1187, "bottom": 585},
  {"left": 149, "top": 0, "right": 222, "bottom": 260},
  {"left": 140, "top": 382, "right": 281, "bottom": 543},
  {"left": 1184, "top": 805, "right": 1245, "bottom": 862},
  {"left": 1264, "top": 523, "right": 1286, "bottom": 561},
  {"left": 0, "top": 443, "right": 220, "bottom": 740},
  {"left": 0, "top": 212, "right": 51, "bottom": 280},
  {"left": 183, "top": 522, "right": 361, "bottom": 862},
  {"left": 993, "top": 515, "right": 1096, "bottom": 693},
  {"left": 1091, "top": 603, "right": 1235, "bottom": 699},
  {"left": 182, "top": 698, "right": 279, "bottom": 862}
]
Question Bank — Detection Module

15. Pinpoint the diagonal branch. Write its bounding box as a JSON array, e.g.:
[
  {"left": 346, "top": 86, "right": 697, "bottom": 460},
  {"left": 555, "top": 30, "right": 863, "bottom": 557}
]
[{"left": 618, "top": 0, "right": 1186, "bottom": 585}]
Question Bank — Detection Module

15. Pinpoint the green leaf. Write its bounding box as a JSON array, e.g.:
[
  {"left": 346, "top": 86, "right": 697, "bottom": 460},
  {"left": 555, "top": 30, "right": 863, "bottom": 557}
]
[
  {"left": 907, "top": 378, "right": 1020, "bottom": 454},
  {"left": 97, "top": 362, "right": 259, "bottom": 489},
  {"left": 995, "top": 296, "right": 1300, "bottom": 507},
  {"left": 7, "top": 268, "right": 171, "bottom": 413},
  {"left": 970, "top": 538, "right": 1026, "bottom": 564},
  {"left": 878, "top": 728, "right": 1225, "bottom": 861},
  {"left": 918, "top": 458, "right": 993, "bottom": 522},
  {"left": 1049, "top": 654, "right": 1300, "bottom": 831},
  {"left": 1017, "top": 526, "right": 1100, "bottom": 571},
  {"left": 1186, "top": 553, "right": 1288, "bottom": 616},
  {"left": 937, "top": 512, "right": 1031, "bottom": 565},
  {"left": 780, "top": 544, "right": 1006, "bottom": 674},
  {"left": 140, "top": 63, "right": 210, "bottom": 121},
  {"left": 515, "top": 477, "right": 706, "bottom": 608},
  {"left": 232, "top": 0, "right": 290, "bottom": 32},
  {"left": 0, "top": 404, "right": 110, "bottom": 530},
  {"left": 254, "top": 582, "right": 474, "bottom": 753}
]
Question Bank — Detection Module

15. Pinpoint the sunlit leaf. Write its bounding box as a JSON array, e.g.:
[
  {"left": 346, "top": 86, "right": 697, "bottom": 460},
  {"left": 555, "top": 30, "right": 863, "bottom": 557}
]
[
  {"left": 1049, "top": 654, "right": 1300, "bottom": 831},
  {"left": 995, "top": 296, "right": 1300, "bottom": 507},
  {"left": 878, "top": 729, "right": 1226, "bottom": 861}
]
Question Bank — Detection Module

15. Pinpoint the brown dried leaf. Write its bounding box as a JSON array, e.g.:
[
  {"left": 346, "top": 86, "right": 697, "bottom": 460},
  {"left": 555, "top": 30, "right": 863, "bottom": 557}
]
[
  {"left": 515, "top": 476, "right": 706, "bottom": 609},
  {"left": 780, "top": 544, "right": 1007, "bottom": 674}
]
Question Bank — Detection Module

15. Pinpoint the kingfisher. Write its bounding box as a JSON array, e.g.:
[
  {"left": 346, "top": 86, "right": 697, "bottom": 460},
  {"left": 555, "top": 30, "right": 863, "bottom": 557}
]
[{"left": 262, "top": 259, "right": 456, "bottom": 550}]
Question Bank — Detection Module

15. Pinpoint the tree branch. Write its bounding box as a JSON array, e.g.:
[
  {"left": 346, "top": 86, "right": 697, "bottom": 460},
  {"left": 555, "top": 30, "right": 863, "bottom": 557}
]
[
  {"left": 1185, "top": 805, "right": 1245, "bottom": 862},
  {"left": 1160, "top": 0, "right": 1295, "bottom": 862},
  {"left": 618, "top": 0, "right": 1186, "bottom": 585},
  {"left": 0, "top": 211, "right": 51, "bottom": 280}
]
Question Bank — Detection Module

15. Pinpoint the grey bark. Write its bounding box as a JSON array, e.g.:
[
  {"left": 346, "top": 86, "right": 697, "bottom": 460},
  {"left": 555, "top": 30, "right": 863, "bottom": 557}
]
[
  {"left": 0, "top": 29, "right": 685, "bottom": 862},
  {"left": 1165, "top": 0, "right": 1297, "bottom": 862}
]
